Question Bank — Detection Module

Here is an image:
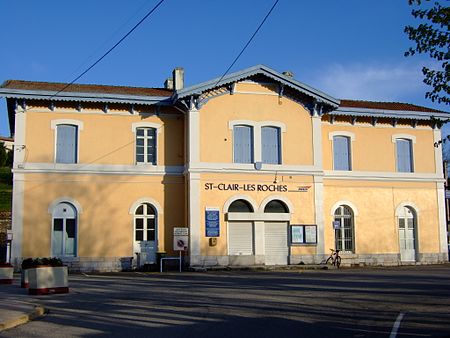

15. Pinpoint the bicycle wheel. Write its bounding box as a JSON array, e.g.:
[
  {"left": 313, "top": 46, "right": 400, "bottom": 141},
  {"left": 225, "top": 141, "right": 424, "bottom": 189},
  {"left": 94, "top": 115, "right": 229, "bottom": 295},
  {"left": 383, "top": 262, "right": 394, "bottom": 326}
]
[
  {"left": 336, "top": 256, "right": 342, "bottom": 268},
  {"left": 325, "top": 256, "right": 333, "bottom": 266}
]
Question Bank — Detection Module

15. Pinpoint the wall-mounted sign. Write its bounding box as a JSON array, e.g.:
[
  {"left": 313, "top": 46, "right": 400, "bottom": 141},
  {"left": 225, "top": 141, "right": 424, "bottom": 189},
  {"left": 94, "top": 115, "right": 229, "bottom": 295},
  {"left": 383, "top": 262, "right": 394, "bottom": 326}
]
[
  {"left": 291, "top": 225, "right": 317, "bottom": 244},
  {"left": 333, "top": 220, "right": 341, "bottom": 230},
  {"left": 204, "top": 183, "right": 311, "bottom": 193},
  {"left": 205, "top": 208, "right": 220, "bottom": 237},
  {"left": 173, "top": 227, "right": 189, "bottom": 251}
]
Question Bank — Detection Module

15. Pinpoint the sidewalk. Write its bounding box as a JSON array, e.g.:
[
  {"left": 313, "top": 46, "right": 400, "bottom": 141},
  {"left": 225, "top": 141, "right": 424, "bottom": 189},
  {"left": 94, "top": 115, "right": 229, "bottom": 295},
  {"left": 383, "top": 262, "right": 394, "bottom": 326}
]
[{"left": 0, "top": 274, "right": 46, "bottom": 331}]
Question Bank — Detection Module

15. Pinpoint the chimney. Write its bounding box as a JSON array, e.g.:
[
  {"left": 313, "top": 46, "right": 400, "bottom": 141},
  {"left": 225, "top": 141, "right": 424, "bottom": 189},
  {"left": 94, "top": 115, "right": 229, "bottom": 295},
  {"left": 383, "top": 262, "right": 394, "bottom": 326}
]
[
  {"left": 173, "top": 67, "right": 184, "bottom": 91},
  {"left": 282, "top": 71, "right": 294, "bottom": 78},
  {"left": 164, "top": 78, "right": 174, "bottom": 90}
]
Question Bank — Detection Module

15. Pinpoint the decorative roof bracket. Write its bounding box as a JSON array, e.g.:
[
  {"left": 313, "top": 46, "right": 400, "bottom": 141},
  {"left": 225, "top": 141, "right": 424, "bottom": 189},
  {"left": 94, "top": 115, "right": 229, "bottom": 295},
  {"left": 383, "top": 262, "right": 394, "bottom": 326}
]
[{"left": 278, "top": 84, "right": 285, "bottom": 98}]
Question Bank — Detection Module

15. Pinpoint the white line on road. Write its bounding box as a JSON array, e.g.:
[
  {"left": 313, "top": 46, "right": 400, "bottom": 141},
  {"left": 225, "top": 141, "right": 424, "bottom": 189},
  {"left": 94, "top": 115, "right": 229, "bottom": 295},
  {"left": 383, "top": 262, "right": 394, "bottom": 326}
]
[{"left": 390, "top": 312, "right": 405, "bottom": 338}]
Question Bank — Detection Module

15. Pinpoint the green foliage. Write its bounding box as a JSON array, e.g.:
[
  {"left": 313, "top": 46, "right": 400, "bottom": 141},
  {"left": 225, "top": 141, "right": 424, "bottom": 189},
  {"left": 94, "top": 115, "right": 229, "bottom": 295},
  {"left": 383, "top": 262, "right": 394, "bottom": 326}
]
[
  {"left": 0, "top": 167, "right": 12, "bottom": 185},
  {"left": 0, "top": 142, "right": 7, "bottom": 167},
  {"left": 0, "top": 168, "right": 12, "bottom": 211},
  {"left": 405, "top": 0, "right": 450, "bottom": 105},
  {"left": 21, "top": 257, "right": 64, "bottom": 269}
]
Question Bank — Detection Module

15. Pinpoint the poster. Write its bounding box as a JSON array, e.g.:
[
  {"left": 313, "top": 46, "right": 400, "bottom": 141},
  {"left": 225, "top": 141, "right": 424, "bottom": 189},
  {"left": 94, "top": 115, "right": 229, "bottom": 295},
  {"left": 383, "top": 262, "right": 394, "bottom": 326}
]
[{"left": 291, "top": 225, "right": 304, "bottom": 244}]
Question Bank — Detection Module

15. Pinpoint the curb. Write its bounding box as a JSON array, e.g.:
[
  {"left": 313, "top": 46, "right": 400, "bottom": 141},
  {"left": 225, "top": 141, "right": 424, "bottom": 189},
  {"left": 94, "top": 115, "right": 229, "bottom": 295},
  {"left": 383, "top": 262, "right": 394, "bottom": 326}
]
[
  {"left": 189, "top": 264, "right": 335, "bottom": 272},
  {"left": 0, "top": 305, "right": 47, "bottom": 331}
]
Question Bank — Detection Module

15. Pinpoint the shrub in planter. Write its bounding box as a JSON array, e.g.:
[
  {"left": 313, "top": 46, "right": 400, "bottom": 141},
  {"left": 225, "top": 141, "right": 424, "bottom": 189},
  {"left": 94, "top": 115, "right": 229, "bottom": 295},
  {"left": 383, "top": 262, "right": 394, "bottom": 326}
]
[
  {"left": 24, "top": 257, "right": 68, "bottom": 295},
  {"left": 0, "top": 262, "right": 14, "bottom": 284}
]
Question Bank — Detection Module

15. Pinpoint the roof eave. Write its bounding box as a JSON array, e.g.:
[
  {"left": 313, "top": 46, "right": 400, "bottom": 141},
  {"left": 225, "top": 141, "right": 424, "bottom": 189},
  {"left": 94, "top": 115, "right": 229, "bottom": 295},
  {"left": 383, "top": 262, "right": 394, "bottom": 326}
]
[
  {"left": 0, "top": 88, "right": 173, "bottom": 106},
  {"left": 333, "top": 106, "right": 450, "bottom": 120}
]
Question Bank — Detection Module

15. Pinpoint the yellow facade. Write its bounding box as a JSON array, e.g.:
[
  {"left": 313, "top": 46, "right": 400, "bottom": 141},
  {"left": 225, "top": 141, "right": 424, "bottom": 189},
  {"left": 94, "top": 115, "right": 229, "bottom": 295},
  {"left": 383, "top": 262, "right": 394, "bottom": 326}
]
[{"left": 2, "top": 65, "right": 448, "bottom": 271}]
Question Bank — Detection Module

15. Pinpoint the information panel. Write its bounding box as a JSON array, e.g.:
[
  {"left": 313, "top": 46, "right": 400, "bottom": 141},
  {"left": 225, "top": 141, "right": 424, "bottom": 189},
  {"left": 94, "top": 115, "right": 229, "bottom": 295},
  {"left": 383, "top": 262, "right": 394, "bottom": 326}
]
[
  {"left": 291, "top": 224, "right": 317, "bottom": 245},
  {"left": 205, "top": 208, "right": 220, "bottom": 237}
]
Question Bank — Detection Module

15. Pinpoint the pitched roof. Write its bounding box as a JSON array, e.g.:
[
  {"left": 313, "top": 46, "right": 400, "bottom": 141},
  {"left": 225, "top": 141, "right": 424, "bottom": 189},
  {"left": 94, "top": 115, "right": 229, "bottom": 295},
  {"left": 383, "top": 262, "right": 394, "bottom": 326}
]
[
  {"left": 176, "top": 64, "right": 340, "bottom": 108},
  {"left": 334, "top": 99, "right": 450, "bottom": 120},
  {"left": 1, "top": 80, "right": 172, "bottom": 97},
  {"left": 0, "top": 80, "right": 172, "bottom": 106},
  {"left": 340, "top": 99, "right": 445, "bottom": 113}
]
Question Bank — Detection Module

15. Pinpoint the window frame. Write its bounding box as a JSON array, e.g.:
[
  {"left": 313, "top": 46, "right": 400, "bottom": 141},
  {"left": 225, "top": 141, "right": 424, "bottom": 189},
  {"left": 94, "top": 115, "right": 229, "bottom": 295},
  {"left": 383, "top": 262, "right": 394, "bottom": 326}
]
[
  {"left": 395, "top": 138, "right": 414, "bottom": 173},
  {"left": 51, "top": 119, "right": 83, "bottom": 164},
  {"left": 135, "top": 127, "right": 157, "bottom": 165},
  {"left": 50, "top": 202, "right": 78, "bottom": 258},
  {"left": 392, "top": 134, "right": 416, "bottom": 173},
  {"left": 131, "top": 122, "right": 162, "bottom": 166},
  {"left": 333, "top": 205, "right": 355, "bottom": 253},
  {"left": 229, "top": 120, "right": 286, "bottom": 165},
  {"left": 232, "top": 124, "right": 254, "bottom": 164},
  {"left": 329, "top": 131, "right": 355, "bottom": 171},
  {"left": 134, "top": 203, "right": 157, "bottom": 242},
  {"left": 261, "top": 126, "right": 281, "bottom": 164}
]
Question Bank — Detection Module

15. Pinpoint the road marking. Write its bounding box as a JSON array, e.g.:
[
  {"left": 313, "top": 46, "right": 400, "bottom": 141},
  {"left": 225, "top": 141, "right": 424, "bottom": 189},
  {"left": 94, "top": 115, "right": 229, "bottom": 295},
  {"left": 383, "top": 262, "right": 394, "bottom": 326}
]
[{"left": 390, "top": 312, "right": 405, "bottom": 338}]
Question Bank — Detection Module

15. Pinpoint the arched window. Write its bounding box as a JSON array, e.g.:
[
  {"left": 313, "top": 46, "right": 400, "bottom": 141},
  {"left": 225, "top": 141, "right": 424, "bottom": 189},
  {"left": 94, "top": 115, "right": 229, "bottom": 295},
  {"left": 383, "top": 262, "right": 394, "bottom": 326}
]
[
  {"left": 397, "top": 205, "right": 417, "bottom": 262},
  {"left": 228, "top": 199, "right": 254, "bottom": 213},
  {"left": 334, "top": 205, "right": 354, "bottom": 252},
  {"left": 52, "top": 202, "right": 77, "bottom": 257},
  {"left": 134, "top": 203, "right": 156, "bottom": 242},
  {"left": 264, "top": 200, "right": 289, "bottom": 213}
]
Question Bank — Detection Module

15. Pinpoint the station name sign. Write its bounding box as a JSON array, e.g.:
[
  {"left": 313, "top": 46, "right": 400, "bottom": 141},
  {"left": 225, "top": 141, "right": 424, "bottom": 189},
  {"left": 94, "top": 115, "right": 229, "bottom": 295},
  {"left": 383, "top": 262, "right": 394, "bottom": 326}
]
[{"left": 204, "top": 183, "right": 311, "bottom": 193}]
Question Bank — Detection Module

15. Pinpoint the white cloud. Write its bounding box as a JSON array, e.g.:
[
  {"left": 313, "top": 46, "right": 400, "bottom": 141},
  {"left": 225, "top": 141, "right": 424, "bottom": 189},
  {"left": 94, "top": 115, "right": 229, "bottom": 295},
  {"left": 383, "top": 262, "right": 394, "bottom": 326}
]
[{"left": 312, "top": 61, "right": 429, "bottom": 102}]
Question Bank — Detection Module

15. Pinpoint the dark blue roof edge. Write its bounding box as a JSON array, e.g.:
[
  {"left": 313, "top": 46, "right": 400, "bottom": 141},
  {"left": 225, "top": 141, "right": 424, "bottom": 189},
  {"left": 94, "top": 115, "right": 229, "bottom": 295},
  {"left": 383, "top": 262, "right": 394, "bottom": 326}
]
[{"left": 175, "top": 64, "right": 340, "bottom": 107}]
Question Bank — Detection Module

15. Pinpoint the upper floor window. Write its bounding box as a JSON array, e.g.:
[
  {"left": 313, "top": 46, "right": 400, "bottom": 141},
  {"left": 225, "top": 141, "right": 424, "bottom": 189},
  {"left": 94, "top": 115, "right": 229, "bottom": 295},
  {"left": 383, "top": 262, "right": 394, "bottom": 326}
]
[
  {"left": 136, "top": 127, "right": 157, "bottom": 165},
  {"left": 333, "top": 136, "right": 351, "bottom": 171},
  {"left": 261, "top": 126, "right": 281, "bottom": 164},
  {"left": 233, "top": 125, "right": 254, "bottom": 164},
  {"left": 230, "top": 121, "right": 285, "bottom": 165},
  {"left": 56, "top": 124, "right": 78, "bottom": 164},
  {"left": 396, "top": 138, "right": 413, "bottom": 172}
]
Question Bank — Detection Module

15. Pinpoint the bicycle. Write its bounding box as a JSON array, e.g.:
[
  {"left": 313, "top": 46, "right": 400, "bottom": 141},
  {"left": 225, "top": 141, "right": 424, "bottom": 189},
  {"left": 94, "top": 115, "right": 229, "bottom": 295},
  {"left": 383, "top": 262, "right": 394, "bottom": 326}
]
[{"left": 325, "top": 249, "right": 341, "bottom": 268}]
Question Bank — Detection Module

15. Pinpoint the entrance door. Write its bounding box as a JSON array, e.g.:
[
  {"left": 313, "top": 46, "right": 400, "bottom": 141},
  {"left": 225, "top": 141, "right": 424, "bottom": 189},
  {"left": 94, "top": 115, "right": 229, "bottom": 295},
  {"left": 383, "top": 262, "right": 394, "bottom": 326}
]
[
  {"left": 134, "top": 203, "right": 157, "bottom": 265},
  {"left": 264, "top": 222, "right": 288, "bottom": 265},
  {"left": 228, "top": 222, "right": 254, "bottom": 255},
  {"left": 398, "top": 206, "right": 416, "bottom": 262}
]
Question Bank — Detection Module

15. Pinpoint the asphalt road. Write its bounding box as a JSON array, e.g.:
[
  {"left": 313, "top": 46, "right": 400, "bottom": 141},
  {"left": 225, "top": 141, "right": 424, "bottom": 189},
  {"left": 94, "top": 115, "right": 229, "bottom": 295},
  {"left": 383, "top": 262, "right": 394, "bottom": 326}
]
[{"left": 1, "top": 265, "right": 450, "bottom": 337}]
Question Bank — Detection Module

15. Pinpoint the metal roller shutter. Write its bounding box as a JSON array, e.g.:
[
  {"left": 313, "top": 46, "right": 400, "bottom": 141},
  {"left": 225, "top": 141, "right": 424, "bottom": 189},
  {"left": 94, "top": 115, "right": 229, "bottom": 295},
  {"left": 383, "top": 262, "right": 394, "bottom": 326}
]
[
  {"left": 264, "top": 222, "right": 288, "bottom": 265},
  {"left": 228, "top": 222, "right": 253, "bottom": 255}
]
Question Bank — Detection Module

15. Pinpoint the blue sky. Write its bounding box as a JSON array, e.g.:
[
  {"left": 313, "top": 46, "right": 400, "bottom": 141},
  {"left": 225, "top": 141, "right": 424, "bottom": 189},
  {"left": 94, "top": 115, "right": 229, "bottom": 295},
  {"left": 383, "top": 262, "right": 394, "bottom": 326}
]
[{"left": 0, "top": 0, "right": 448, "bottom": 138}]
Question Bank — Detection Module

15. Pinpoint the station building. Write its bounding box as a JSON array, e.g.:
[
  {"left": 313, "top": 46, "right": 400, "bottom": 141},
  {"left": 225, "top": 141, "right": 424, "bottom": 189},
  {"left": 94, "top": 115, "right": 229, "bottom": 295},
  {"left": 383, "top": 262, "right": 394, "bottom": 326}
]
[{"left": 0, "top": 65, "right": 448, "bottom": 271}]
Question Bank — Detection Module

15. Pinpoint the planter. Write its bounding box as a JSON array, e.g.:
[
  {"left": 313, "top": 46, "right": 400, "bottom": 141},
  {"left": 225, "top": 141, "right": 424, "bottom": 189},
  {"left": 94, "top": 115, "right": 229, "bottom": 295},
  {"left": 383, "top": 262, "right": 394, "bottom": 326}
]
[
  {"left": 0, "top": 264, "right": 14, "bottom": 284},
  {"left": 28, "top": 266, "right": 69, "bottom": 295},
  {"left": 21, "top": 269, "right": 29, "bottom": 288}
]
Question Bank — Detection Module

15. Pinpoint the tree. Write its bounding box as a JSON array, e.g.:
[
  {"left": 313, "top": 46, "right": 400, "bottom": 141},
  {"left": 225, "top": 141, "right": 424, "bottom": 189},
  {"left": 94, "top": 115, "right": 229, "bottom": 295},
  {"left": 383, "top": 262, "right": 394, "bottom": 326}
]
[{"left": 404, "top": 0, "right": 450, "bottom": 105}]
